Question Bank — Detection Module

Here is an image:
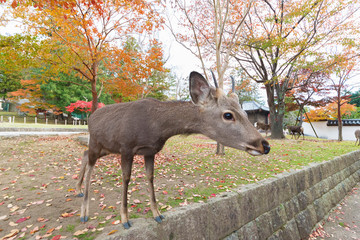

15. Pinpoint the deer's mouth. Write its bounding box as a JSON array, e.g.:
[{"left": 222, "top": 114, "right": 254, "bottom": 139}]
[{"left": 244, "top": 141, "right": 270, "bottom": 156}]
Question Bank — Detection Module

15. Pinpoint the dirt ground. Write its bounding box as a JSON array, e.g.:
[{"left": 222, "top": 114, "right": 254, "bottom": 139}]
[{"left": 0, "top": 134, "right": 176, "bottom": 240}]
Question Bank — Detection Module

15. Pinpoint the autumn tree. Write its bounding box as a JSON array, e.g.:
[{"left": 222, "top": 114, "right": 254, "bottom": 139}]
[
  {"left": 231, "top": 0, "right": 360, "bottom": 139},
  {"left": 5, "top": 0, "right": 166, "bottom": 112},
  {"left": 306, "top": 101, "right": 356, "bottom": 122},
  {"left": 326, "top": 53, "right": 359, "bottom": 141},
  {"left": 170, "top": 0, "right": 254, "bottom": 154},
  {"left": 170, "top": 0, "right": 253, "bottom": 87},
  {"left": 286, "top": 68, "right": 331, "bottom": 125},
  {"left": 0, "top": 34, "right": 40, "bottom": 100}
]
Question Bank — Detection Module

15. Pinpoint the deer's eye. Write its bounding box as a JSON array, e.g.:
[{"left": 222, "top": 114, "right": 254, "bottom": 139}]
[{"left": 223, "top": 112, "right": 234, "bottom": 121}]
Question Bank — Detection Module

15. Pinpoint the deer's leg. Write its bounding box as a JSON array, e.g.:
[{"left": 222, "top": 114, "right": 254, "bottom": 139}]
[
  {"left": 76, "top": 150, "right": 89, "bottom": 197},
  {"left": 145, "top": 155, "right": 165, "bottom": 223},
  {"left": 80, "top": 150, "right": 98, "bottom": 223},
  {"left": 120, "top": 152, "right": 134, "bottom": 229}
]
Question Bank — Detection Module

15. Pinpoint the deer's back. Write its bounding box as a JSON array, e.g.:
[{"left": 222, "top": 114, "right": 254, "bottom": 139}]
[
  {"left": 355, "top": 129, "right": 360, "bottom": 138},
  {"left": 87, "top": 98, "right": 192, "bottom": 155}
]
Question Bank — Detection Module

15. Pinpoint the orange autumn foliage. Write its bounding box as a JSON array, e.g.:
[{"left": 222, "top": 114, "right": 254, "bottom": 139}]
[
  {"left": 7, "top": 0, "right": 166, "bottom": 112},
  {"left": 305, "top": 101, "right": 356, "bottom": 122},
  {"left": 8, "top": 79, "right": 56, "bottom": 114}
]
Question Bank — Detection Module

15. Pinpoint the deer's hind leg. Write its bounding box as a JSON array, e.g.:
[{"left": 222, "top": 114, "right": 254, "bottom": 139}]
[
  {"left": 145, "top": 155, "right": 165, "bottom": 223},
  {"left": 80, "top": 149, "right": 100, "bottom": 223},
  {"left": 120, "top": 151, "right": 134, "bottom": 229},
  {"left": 76, "top": 150, "right": 89, "bottom": 197}
]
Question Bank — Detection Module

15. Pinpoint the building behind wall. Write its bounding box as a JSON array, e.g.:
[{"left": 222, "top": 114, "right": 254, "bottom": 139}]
[
  {"left": 303, "top": 119, "right": 360, "bottom": 141},
  {"left": 242, "top": 101, "right": 270, "bottom": 125}
]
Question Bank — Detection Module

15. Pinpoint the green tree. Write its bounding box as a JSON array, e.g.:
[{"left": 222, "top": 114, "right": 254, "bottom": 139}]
[
  {"left": 350, "top": 90, "right": 360, "bottom": 107},
  {"left": 0, "top": 70, "right": 21, "bottom": 99},
  {"left": 41, "top": 72, "right": 114, "bottom": 113}
]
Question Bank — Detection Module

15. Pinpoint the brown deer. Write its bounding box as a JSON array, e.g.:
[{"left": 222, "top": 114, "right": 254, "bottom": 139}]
[
  {"left": 76, "top": 71, "right": 270, "bottom": 229},
  {"left": 287, "top": 125, "right": 304, "bottom": 140},
  {"left": 255, "top": 122, "right": 271, "bottom": 136},
  {"left": 355, "top": 129, "right": 360, "bottom": 146}
]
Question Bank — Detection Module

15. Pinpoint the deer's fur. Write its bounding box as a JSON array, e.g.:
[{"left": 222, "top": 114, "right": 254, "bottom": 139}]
[
  {"left": 355, "top": 130, "right": 360, "bottom": 146},
  {"left": 76, "top": 71, "right": 270, "bottom": 229},
  {"left": 287, "top": 125, "right": 304, "bottom": 140},
  {"left": 255, "top": 122, "right": 271, "bottom": 136}
]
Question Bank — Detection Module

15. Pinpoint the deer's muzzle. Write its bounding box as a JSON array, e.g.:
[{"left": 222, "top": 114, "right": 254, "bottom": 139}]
[{"left": 245, "top": 140, "right": 270, "bottom": 156}]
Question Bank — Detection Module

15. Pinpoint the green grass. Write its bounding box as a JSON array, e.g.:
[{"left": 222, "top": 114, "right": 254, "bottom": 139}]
[{"left": 97, "top": 134, "right": 360, "bottom": 219}]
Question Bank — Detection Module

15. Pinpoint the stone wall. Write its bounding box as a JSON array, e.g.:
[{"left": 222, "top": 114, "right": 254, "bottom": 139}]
[{"left": 99, "top": 150, "right": 360, "bottom": 240}]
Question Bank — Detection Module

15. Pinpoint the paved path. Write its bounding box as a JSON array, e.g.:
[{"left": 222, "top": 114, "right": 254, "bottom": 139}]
[
  {"left": 0, "top": 127, "right": 87, "bottom": 136},
  {"left": 0, "top": 131, "right": 85, "bottom": 136},
  {"left": 311, "top": 182, "right": 360, "bottom": 240}
]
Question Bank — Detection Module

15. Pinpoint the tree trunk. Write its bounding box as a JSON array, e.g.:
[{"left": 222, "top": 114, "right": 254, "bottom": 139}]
[
  {"left": 270, "top": 112, "right": 285, "bottom": 139},
  {"left": 338, "top": 101, "right": 343, "bottom": 141},
  {"left": 265, "top": 83, "right": 285, "bottom": 139},
  {"left": 91, "top": 79, "right": 98, "bottom": 113},
  {"left": 216, "top": 143, "right": 225, "bottom": 155}
]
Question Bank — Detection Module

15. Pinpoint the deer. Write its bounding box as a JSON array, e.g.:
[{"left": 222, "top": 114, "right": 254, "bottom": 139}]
[
  {"left": 287, "top": 125, "right": 304, "bottom": 140},
  {"left": 355, "top": 130, "right": 360, "bottom": 146},
  {"left": 255, "top": 122, "right": 271, "bottom": 136},
  {"left": 75, "top": 71, "right": 271, "bottom": 229}
]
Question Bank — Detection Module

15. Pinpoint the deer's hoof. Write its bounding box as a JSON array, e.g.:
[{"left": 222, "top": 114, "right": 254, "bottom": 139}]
[
  {"left": 123, "top": 221, "right": 131, "bottom": 229},
  {"left": 76, "top": 193, "right": 84, "bottom": 197},
  {"left": 80, "top": 216, "right": 88, "bottom": 223},
  {"left": 154, "top": 215, "right": 165, "bottom": 223}
]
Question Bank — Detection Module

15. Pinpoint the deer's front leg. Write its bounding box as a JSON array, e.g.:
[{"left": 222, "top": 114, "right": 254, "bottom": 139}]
[
  {"left": 80, "top": 164, "right": 94, "bottom": 222},
  {"left": 145, "top": 155, "right": 165, "bottom": 223},
  {"left": 76, "top": 150, "right": 88, "bottom": 197},
  {"left": 120, "top": 153, "right": 134, "bottom": 229}
]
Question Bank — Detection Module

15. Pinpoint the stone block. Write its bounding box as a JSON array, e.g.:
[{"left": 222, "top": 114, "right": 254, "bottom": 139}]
[
  {"left": 283, "top": 196, "right": 300, "bottom": 221},
  {"left": 295, "top": 206, "right": 317, "bottom": 239},
  {"left": 255, "top": 212, "right": 273, "bottom": 240},
  {"left": 237, "top": 221, "right": 259, "bottom": 240},
  {"left": 279, "top": 218, "right": 301, "bottom": 240},
  {"left": 268, "top": 205, "right": 287, "bottom": 232},
  {"left": 207, "top": 191, "right": 242, "bottom": 237}
]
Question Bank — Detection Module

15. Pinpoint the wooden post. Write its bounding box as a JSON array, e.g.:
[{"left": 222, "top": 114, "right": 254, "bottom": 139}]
[
  {"left": 35, "top": 117, "right": 37, "bottom": 124},
  {"left": 65, "top": 120, "right": 67, "bottom": 125},
  {"left": 24, "top": 117, "right": 26, "bottom": 124}
]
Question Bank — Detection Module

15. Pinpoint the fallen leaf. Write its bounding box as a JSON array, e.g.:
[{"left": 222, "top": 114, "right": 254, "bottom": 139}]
[
  {"left": 112, "top": 220, "right": 121, "bottom": 225},
  {"left": 37, "top": 217, "right": 49, "bottom": 222},
  {"left": 30, "top": 226, "right": 39, "bottom": 234},
  {"left": 73, "top": 229, "right": 88, "bottom": 236},
  {"left": 9, "top": 221, "right": 18, "bottom": 226},
  {"left": 1, "top": 229, "right": 19, "bottom": 239},
  {"left": 16, "top": 216, "right": 30, "bottom": 223},
  {"left": 108, "top": 230, "right": 118, "bottom": 235},
  {"left": 61, "top": 212, "right": 73, "bottom": 218},
  {"left": 51, "top": 235, "right": 62, "bottom": 240}
]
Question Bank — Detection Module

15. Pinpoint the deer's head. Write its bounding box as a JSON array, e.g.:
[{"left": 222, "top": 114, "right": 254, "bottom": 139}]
[{"left": 189, "top": 71, "right": 270, "bottom": 156}]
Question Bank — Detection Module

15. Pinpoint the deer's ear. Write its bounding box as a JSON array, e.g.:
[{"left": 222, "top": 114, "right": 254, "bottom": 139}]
[{"left": 189, "top": 71, "right": 211, "bottom": 105}]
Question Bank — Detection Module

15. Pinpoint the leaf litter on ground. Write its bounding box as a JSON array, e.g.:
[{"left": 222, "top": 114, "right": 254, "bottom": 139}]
[{"left": 0, "top": 134, "right": 358, "bottom": 239}]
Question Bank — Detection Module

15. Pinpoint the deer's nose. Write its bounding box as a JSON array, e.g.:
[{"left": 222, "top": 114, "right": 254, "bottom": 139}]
[{"left": 262, "top": 140, "right": 270, "bottom": 154}]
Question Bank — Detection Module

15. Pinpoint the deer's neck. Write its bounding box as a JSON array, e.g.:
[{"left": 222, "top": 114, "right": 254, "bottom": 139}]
[{"left": 159, "top": 101, "right": 203, "bottom": 138}]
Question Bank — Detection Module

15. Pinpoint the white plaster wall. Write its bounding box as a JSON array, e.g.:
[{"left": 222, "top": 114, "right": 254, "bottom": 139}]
[{"left": 303, "top": 121, "right": 360, "bottom": 141}]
